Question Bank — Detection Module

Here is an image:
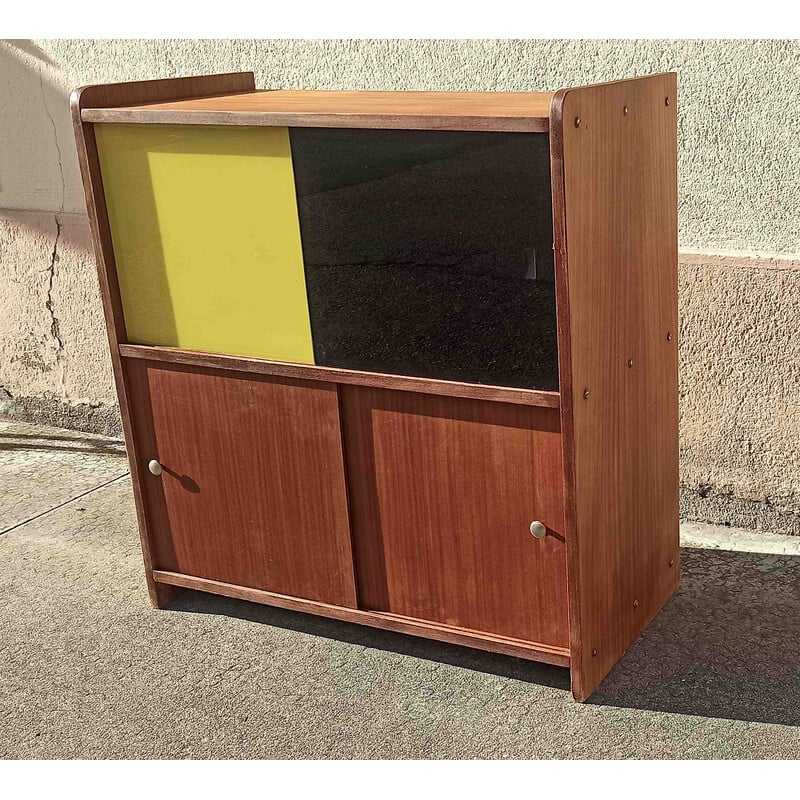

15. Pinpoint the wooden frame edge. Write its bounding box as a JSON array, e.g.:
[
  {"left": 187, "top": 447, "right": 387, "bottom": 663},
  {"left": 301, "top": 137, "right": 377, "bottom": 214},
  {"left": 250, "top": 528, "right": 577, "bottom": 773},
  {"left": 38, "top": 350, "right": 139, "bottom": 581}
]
[
  {"left": 152, "top": 570, "right": 571, "bottom": 668},
  {"left": 70, "top": 72, "right": 256, "bottom": 609},
  {"left": 549, "top": 87, "right": 585, "bottom": 700},
  {"left": 81, "top": 107, "right": 549, "bottom": 133}
]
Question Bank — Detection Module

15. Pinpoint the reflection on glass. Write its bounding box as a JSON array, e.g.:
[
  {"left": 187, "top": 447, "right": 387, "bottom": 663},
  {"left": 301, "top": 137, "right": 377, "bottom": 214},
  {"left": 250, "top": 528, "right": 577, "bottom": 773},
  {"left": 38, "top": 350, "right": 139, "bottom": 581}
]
[{"left": 289, "top": 128, "right": 558, "bottom": 391}]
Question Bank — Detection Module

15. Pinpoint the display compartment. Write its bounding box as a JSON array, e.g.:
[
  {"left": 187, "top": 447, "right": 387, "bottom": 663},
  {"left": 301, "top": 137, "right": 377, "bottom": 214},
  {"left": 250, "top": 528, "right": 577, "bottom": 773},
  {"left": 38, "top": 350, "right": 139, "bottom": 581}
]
[
  {"left": 291, "top": 128, "right": 558, "bottom": 390},
  {"left": 95, "top": 119, "right": 559, "bottom": 393},
  {"left": 95, "top": 123, "right": 315, "bottom": 364}
]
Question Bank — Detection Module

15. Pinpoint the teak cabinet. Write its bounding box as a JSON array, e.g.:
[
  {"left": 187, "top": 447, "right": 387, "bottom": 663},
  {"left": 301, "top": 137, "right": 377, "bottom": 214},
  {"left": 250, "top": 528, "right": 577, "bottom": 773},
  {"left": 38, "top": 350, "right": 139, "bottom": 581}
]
[{"left": 72, "top": 71, "right": 679, "bottom": 701}]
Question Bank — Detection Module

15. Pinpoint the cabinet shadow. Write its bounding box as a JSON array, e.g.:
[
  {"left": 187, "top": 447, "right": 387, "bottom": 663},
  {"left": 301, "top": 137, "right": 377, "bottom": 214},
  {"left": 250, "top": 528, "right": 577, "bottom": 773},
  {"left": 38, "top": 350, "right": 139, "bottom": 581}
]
[
  {"left": 168, "top": 590, "right": 571, "bottom": 692},
  {"left": 591, "top": 546, "right": 800, "bottom": 727},
  {"left": 166, "top": 545, "right": 799, "bottom": 726},
  {"left": 0, "top": 432, "right": 126, "bottom": 457}
]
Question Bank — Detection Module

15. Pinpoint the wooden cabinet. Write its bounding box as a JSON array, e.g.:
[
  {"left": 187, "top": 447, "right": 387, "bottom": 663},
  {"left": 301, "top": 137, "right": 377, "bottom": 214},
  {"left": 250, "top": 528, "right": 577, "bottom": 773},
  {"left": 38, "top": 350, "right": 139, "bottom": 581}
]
[{"left": 72, "top": 71, "right": 679, "bottom": 701}]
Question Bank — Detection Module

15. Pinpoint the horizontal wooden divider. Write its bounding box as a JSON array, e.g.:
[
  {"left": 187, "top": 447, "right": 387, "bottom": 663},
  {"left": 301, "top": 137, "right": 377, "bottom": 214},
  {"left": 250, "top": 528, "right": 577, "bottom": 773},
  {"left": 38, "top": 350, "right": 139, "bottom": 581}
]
[
  {"left": 119, "top": 344, "right": 561, "bottom": 409},
  {"left": 81, "top": 89, "right": 554, "bottom": 132},
  {"left": 153, "top": 570, "right": 571, "bottom": 667}
]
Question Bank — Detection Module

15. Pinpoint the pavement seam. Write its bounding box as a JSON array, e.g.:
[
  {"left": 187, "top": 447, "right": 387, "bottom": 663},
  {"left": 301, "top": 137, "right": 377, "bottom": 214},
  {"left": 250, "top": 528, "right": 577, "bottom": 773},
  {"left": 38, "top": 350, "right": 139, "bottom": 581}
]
[
  {"left": 680, "top": 521, "right": 800, "bottom": 556},
  {"left": 0, "top": 471, "right": 130, "bottom": 538}
]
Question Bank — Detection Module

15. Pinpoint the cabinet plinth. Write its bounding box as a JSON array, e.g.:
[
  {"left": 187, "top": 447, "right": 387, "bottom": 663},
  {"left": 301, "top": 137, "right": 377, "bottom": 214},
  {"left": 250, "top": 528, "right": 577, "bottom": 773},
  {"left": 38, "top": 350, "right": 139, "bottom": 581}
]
[{"left": 72, "top": 71, "right": 679, "bottom": 701}]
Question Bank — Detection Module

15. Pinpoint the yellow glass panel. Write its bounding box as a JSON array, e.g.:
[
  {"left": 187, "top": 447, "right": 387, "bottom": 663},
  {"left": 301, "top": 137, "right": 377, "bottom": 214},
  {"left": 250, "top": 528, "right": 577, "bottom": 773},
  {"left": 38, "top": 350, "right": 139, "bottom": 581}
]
[{"left": 95, "top": 124, "right": 314, "bottom": 364}]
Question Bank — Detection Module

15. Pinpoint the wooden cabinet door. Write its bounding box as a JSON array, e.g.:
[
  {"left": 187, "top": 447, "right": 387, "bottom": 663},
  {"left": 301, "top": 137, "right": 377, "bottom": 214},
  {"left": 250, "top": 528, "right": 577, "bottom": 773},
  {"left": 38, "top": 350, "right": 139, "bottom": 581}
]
[
  {"left": 126, "top": 360, "right": 357, "bottom": 607},
  {"left": 341, "top": 387, "right": 569, "bottom": 647}
]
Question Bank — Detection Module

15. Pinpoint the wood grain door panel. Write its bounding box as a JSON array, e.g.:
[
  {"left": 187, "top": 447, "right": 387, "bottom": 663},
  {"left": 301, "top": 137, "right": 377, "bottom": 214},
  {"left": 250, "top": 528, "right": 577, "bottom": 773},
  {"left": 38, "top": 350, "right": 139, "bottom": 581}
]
[
  {"left": 341, "top": 386, "right": 569, "bottom": 647},
  {"left": 126, "top": 360, "right": 357, "bottom": 607}
]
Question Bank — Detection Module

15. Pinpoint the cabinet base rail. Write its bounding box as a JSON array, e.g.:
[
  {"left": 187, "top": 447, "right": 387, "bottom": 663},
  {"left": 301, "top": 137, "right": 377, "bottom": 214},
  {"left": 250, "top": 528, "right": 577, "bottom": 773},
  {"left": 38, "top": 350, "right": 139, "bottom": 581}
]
[{"left": 152, "top": 570, "right": 571, "bottom": 668}]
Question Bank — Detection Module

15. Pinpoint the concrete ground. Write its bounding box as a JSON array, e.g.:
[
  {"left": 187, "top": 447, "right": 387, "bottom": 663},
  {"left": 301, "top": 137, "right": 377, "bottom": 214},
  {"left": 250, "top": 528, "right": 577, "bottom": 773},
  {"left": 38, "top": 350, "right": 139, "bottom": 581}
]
[{"left": 1, "top": 420, "right": 798, "bottom": 759}]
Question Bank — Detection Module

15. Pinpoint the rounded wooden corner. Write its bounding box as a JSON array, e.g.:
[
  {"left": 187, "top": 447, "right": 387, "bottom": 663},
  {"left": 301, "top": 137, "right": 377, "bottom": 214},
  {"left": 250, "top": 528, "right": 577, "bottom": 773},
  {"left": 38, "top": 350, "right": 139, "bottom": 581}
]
[
  {"left": 69, "top": 71, "right": 258, "bottom": 121},
  {"left": 69, "top": 86, "right": 85, "bottom": 110},
  {"left": 548, "top": 88, "right": 570, "bottom": 119},
  {"left": 70, "top": 85, "right": 92, "bottom": 125},
  {"left": 548, "top": 88, "right": 571, "bottom": 139}
]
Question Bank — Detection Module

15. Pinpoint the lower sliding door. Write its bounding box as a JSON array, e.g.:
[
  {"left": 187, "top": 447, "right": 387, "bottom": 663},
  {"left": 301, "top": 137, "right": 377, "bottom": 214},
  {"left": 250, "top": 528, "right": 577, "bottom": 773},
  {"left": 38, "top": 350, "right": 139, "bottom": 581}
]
[
  {"left": 340, "top": 386, "right": 569, "bottom": 648},
  {"left": 125, "top": 360, "right": 357, "bottom": 607}
]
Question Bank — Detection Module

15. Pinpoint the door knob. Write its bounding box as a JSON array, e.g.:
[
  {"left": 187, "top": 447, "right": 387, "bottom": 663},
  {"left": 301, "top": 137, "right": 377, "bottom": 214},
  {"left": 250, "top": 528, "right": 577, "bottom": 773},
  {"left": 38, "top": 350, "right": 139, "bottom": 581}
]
[
  {"left": 530, "top": 520, "right": 547, "bottom": 539},
  {"left": 147, "top": 459, "right": 163, "bottom": 476}
]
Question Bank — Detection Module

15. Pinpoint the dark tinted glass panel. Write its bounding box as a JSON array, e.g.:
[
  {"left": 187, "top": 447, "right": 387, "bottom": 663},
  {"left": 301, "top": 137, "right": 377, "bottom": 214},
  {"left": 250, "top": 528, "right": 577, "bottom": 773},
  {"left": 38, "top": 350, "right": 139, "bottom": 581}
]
[{"left": 289, "top": 128, "right": 558, "bottom": 390}]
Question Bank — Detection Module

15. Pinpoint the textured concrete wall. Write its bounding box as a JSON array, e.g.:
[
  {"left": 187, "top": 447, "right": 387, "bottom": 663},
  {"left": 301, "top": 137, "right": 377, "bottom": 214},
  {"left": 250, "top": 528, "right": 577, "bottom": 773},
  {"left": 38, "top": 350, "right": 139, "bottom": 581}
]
[
  {"left": 678, "top": 253, "right": 800, "bottom": 533},
  {"left": 1, "top": 39, "right": 799, "bottom": 533}
]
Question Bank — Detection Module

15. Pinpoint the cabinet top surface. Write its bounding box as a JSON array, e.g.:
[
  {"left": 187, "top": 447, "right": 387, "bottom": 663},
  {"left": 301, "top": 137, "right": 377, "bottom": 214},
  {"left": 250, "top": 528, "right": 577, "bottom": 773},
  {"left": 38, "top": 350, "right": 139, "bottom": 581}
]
[{"left": 81, "top": 90, "right": 555, "bottom": 132}]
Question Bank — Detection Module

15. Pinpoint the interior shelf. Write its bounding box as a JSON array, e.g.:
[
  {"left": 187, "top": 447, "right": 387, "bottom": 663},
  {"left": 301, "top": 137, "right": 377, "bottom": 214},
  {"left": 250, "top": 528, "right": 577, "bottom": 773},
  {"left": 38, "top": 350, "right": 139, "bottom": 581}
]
[{"left": 118, "top": 343, "right": 561, "bottom": 409}]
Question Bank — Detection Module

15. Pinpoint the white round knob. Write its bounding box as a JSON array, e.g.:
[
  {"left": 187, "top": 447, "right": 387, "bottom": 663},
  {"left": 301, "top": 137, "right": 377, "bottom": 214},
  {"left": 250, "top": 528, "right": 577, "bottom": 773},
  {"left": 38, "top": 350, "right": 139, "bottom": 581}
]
[
  {"left": 147, "top": 459, "right": 163, "bottom": 476},
  {"left": 530, "top": 521, "right": 547, "bottom": 539}
]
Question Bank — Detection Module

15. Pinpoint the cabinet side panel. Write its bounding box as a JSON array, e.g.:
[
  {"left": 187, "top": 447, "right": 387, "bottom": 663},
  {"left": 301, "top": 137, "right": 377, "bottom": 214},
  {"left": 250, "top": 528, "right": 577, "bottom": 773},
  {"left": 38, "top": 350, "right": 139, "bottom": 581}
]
[
  {"left": 553, "top": 74, "right": 680, "bottom": 700},
  {"left": 95, "top": 123, "right": 315, "bottom": 364}
]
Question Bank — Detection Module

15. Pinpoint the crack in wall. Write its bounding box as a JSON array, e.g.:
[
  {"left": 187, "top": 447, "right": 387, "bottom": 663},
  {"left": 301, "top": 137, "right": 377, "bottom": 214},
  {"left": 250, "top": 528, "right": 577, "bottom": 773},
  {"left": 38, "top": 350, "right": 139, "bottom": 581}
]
[
  {"left": 45, "top": 219, "right": 62, "bottom": 348},
  {"left": 38, "top": 67, "right": 69, "bottom": 398},
  {"left": 39, "top": 68, "right": 65, "bottom": 214},
  {"left": 45, "top": 218, "right": 66, "bottom": 396}
]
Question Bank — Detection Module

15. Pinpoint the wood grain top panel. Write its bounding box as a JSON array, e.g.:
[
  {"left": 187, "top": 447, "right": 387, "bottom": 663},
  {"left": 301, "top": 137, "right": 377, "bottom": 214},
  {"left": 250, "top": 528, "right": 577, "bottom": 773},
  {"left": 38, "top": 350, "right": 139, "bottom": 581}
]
[{"left": 81, "top": 90, "right": 554, "bottom": 131}]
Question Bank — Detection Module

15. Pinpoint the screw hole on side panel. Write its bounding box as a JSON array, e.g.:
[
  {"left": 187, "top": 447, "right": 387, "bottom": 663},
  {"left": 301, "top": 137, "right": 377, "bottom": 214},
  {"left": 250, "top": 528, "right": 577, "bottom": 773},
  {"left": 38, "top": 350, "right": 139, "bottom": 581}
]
[
  {"left": 633, "top": 599, "right": 639, "bottom": 609},
  {"left": 583, "top": 389, "right": 590, "bottom": 399},
  {"left": 623, "top": 105, "right": 629, "bottom": 116},
  {"left": 591, "top": 648, "right": 598, "bottom": 657},
  {"left": 574, "top": 116, "right": 581, "bottom": 128},
  {"left": 669, "top": 558, "right": 675, "bottom": 567},
  {"left": 627, "top": 359, "right": 634, "bottom": 368},
  {"left": 667, "top": 332, "right": 673, "bottom": 341},
  {"left": 665, "top": 97, "right": 671, "bottom": 107}
]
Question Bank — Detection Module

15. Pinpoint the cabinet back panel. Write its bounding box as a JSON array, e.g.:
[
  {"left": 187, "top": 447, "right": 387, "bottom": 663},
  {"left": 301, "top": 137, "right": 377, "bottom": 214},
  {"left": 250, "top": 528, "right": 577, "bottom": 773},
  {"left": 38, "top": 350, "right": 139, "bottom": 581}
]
[
  {"left": 290, "top": 129, "right": 558, "bottom": 390},
  {"left": 95, "top": 124, "right": 314, "bottom": 364},
  {"left": 341, "top": 386, "right": 569, "bottom": 647}
]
